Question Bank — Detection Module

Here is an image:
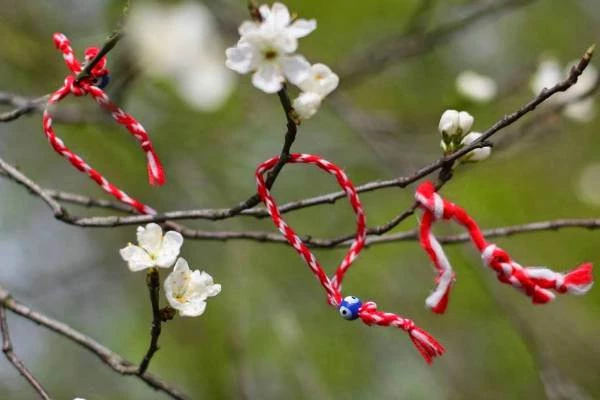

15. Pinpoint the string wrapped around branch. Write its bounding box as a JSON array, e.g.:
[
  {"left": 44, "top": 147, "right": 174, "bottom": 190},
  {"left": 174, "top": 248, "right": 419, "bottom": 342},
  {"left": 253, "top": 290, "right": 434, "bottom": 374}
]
[
  {"left": 256, "top": 154, "right": 444, "bottom": 364},
  {"left": 415, "top": 180, "right": 594, "bottom": 314},
  {"left": 43, "top": 33, "right": 164, "bottom": 214}
]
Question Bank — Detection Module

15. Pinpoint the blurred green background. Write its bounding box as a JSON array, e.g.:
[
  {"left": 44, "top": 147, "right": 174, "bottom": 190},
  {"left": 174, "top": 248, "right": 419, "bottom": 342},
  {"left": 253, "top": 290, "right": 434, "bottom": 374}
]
[{"left": 1, "top": 0, "right": 599, "bottom": 399}]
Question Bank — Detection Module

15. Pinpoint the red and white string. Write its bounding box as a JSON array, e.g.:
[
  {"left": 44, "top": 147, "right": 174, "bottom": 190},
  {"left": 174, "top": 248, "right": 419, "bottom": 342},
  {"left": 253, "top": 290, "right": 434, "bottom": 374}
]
[
  {"left": 256, "top": 154, "right": 444, "bottom": 364},
  {"left": 415, "top": 180, "right": 594, "bottom": 314},
  {"left": 43, "top": 33, "right": 164, "bottom": 214}
]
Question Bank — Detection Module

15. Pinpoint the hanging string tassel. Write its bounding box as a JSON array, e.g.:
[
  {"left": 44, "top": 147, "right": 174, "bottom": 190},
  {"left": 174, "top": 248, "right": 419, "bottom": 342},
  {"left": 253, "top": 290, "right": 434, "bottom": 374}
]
[
  {"left": 415, "top": 180, "right": 593, "bottom": 312},
  {"left": 358, "top": 302, "right": 445, "bottom": 364},
  {"left": 44, "top": 33, "right": 165, "bottom": 214},
  {"left": 256, "top": 154, "right": 444, "bottom": 364}
]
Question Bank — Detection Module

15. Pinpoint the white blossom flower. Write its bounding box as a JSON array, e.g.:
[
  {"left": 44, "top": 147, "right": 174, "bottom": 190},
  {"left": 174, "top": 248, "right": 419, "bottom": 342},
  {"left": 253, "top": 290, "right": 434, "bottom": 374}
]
[
  {"left": 460, "top": 132, "right": 491, "bottom": 162},
  {"left": 120, "top": 223, "right": 183, "bottom": 271},
  {"left": 531, "top": 57, "right": 598, "bottom": 123},
  {"left": 297, "top": 63, "right": 339, "bottom": 97},
  {"left": 127, "top": 2, "right": 235, "bottom": 111},
  {"left": 438, "top": 110, "right": 474, "bottom": 137},
  {"left": 164, "top": 258, "right": 221, "bottom": 317},
  {"left": 226, "top": 2, "right": 316, "bottom": 93},
  {"left": 292, "top": 63, "right": 339, "bottom": 120},
  {"left": 456, "top": 71, "right": 498, "bottom": 103},
  {"left": 293, "top": 92, "right": 322, "bottom": 120}
]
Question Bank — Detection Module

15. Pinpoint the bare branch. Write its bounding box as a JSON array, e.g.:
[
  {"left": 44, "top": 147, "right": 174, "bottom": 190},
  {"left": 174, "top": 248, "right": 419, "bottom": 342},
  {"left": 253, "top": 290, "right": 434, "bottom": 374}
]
[
  {"left": 0, "top": 93, "right": 48, "bottom": 122},
  {"left": 0, "top": 306, "right": 52, "bottom": 400},
  {"left": 0, "top": 46, "right": 593, "bottom": 257},
  {"left": 0, "top": 285, "right": 189, "bottom": 400},
  {"left": 138, "top": 268, "right": 164, "bottom": 375}
]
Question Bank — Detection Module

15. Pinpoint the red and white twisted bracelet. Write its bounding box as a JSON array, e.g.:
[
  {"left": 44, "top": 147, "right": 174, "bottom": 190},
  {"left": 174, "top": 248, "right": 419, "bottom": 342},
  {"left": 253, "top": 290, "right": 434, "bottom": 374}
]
[
  {"left": 415, "top": 181, "right": 594, "bottom": 313},
  {"left": 256, "top": 154, "right": 445, "bottom": 364},
  {"left": 43, "top": 33, "right": 164, "bottom": 214}
]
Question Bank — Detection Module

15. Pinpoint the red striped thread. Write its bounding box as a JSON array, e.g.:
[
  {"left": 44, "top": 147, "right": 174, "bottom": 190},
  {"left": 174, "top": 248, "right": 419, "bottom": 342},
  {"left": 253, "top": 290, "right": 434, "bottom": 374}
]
[
  {"left": 43, "top": 33, "right": 165, "bottom": 214},
  {"left": 256, "top": 154, "right": 444, "bottom": 364},
  {"left": 415, "top": 180, "right": 593, "bottom": 313}
]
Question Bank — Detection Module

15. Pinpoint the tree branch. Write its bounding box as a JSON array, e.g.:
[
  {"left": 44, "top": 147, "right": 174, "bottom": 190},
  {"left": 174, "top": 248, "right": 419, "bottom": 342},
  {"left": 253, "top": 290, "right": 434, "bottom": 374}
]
[
  {"left": 0, "top": 285, "right": 189, "bottom": 400},
  {"left": 137, "top": 268, "right": 163, "bottom": 375},
  {"left": 0, "top": 306, "right": 52, "bottom": 400},
  {"left": 0, "top": 46, "right": 593, "bottom": 255}
]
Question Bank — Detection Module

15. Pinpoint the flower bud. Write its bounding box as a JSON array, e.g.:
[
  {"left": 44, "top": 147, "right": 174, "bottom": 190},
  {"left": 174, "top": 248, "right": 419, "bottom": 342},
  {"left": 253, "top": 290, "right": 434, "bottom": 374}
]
[
  {"left": 439, "top": 110, "right": 474, "bottom": 137},
  {"left": 293, "top": 92, "right": 323, "bottom": 120},
  {"left": 460, "top": 132, "right": 491, "bottom": 162}
]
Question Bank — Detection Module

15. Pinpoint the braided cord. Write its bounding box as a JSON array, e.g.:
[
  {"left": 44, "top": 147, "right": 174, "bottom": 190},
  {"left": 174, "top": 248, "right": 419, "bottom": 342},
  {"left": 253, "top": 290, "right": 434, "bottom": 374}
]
[
  {"left": 43, "top": 33, "right": 165, "bottom": 215},
  {"left": 256, "top": 154, "right": 444, "bottom": 364},
  {"left": 415, "top": 180, "right": 594, "bottom": 313}
]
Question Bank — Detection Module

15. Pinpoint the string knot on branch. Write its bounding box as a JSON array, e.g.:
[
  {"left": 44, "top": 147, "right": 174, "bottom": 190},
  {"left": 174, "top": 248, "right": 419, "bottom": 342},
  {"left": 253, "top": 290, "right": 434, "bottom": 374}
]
[
  {"left": 415, "top": 180, "right": 594, "bottom": 314},
  {"left": 42, "top": 32, "right": 165, "bottom": 214},
  {"left": 256, "top": 153, "right": 444, "bottom": 364}
]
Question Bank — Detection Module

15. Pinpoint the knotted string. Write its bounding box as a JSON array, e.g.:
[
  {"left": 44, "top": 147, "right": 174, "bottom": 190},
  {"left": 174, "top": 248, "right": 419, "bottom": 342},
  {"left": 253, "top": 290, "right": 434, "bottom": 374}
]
[
  {"left": 43, "top": 33, "right": 165, "bottom": 214},
  {"left": 256, "top": 154, "right": 444, "bottom": 364},
  {"left": 415, "top": 180, "right": 593, "bottom": 313}
]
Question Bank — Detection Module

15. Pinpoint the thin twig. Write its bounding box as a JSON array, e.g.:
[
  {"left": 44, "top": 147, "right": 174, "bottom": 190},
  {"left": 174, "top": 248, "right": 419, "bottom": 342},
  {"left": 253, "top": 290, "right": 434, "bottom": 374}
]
[
  {"left": 0, "top": 93, "right": 48, "bottom": 122},
  {"left": 75, "top": 31, "right": 124, "bottom": 83},
  {"left": 0, "top": 285, "right": 189, "bottom": 400},
  {"left": 138, "top": 268, "right": 163, "bottom": 375},
  {"left": 0, "top": 306, "right": 52, "bottom": 400}
]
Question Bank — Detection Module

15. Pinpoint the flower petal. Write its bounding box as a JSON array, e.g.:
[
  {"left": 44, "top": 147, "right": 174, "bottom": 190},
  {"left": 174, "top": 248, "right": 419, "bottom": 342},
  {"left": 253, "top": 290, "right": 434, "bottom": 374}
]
[
  {"left": 119, "top": 244, "right": 154, "bottom": 271},
  {"left": 269, "top": 2, "right": 291, "bottom": 29},
  {"left": 225, "top": 42, "right": 257, "bottom": 74},
  {"left": 252, "top": 63, "right": 284, "bottom": 93},
  {"left": 288, "top": 19, "right": 317, "bottom": 38},
  {"left": 173, "top": 257, "right": 190, "bottom": 273},
  {"left": 239, "top": 21, "right": 260, "bottom": 36},
  {"left": 137, "top": 223, "right": 163, "bottom": 255},
  {"left": 281, "top": 55, "right": 310, "bottom": 85},
  {"left": 156, "top": 231, "right": 184, "bottom": 268},
  {"left": 164, "top": 258, "right": 189, "bottom": 304},
  {"left": 178, "top": 299, "right": 207, "bottom": 317}
]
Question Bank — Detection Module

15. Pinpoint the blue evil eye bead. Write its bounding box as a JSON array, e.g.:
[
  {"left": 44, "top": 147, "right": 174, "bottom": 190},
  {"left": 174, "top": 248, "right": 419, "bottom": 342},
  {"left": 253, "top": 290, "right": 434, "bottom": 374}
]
[
  {"left": 93, "top": 74, "right": 111, "bottom": 89},
  {"left": 338, "top": 296, "right": 362, "bottom": 320}
]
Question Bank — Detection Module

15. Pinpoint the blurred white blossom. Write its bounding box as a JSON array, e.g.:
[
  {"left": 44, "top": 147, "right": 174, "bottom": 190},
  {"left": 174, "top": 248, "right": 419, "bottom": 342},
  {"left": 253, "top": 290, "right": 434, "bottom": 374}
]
[
  {"left": 577, "top": 163, "right": 600, "bottom": 206},
  {"left": 164, "top": 258, "right": 221, "bottom": 317},
  {"left": 120, "top": 223, "right": 183, "bottom": 271},
  {"left": 531, "top": 57, "right": 598, "bottom": 122},
  {"left": 460, "top": 132, "right": 491, "bottom": 162},
  {"left": 127, "top": 1, "right": 234, "bottom": 111},
  {"left": 226, "top": 2, "right": 316, "bottom": 93},
  {"left": 456, "top": 71, "right": 498, "bottom": 103},
  {"left": 439, "top": 110, "right": 474, "bottom": 138},
  {"left": 293, "top": 63, "right": 339, "bottom": 120}
]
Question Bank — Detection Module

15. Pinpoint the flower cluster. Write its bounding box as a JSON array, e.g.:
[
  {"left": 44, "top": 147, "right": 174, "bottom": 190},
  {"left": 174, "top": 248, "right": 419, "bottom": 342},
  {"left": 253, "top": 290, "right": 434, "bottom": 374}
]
[
  {"left": 531, "top": 57, "right": 598, "bottom": 123},
  {"left": 438, "top": 109, "right": 491, "bottom": 162},
  {"left": 120, "top": 223, "right": 221, "bottom": 317},
  {"left": 226, "top": 2, "right": 338, "bottom": 120}
]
